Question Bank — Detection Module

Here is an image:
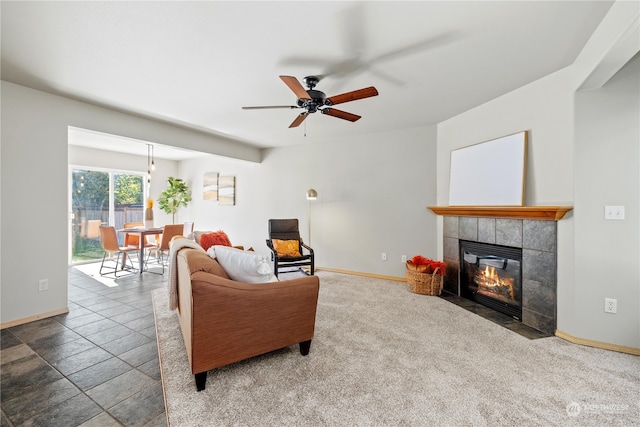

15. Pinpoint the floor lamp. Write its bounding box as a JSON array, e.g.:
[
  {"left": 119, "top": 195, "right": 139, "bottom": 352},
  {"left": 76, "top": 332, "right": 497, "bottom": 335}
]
[{"left": 306, "top": 188, "right": 317, "bottom": 246}]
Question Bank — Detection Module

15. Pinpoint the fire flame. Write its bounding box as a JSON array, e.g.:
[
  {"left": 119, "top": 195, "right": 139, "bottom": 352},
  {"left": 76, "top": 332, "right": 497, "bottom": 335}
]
[
  {"left": 484, "top": 265, "right": 497, "bottom": 282},
  {"left": 475, "top": 265, "right": 515, "bottom": 299}
]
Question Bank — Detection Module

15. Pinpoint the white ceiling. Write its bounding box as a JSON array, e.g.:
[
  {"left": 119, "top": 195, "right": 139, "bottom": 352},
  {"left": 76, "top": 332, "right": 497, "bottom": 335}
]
[{"left": 2, "top": 1, "right": 614, "bottom": 157}]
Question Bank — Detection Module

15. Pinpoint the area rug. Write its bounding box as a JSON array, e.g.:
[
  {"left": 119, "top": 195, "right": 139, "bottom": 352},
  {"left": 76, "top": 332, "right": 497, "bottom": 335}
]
[{"left": 152, "top": 271, "right": 639, "bottom": 426}]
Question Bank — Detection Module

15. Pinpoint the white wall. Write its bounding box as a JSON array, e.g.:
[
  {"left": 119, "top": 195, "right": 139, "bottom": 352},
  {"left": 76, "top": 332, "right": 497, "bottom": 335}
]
[
  {"left": 179, "top": 126, "right": 439, "bottom": 278},
  {"left": 436, "top": 68, "right": 576, "bottom": 207},
  {"left": 436, "top": 2, "right": 639, "bottom": 349},
  {"left": 574, "top": 54, "right": 639, "bottom": 346},
  {"left": 0, "top": 81, "right": 261, "bottom": 325}
]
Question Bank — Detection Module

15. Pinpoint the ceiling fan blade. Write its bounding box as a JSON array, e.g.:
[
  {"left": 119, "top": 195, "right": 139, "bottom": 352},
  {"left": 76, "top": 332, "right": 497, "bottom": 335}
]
[
  {"left": 280, "top": 76, "right": 311, "bottom": 99},
  {"left": 289, "top": 112, "right": 309, "bottom": 128},
  {"left": 325, "top": 86, "right": 378, "bottom": 106},
  {"left": 242, "top": 105, "right": 298, "bottom": 110},
  {"left": 278, "top": 56, "right": 334, "bottom": 69},
  {"left": 321, "top": 108, "right": 361, "bottom": 122},
  {"left": 370, "top": 32, "right": 460, "bottom": 66}
]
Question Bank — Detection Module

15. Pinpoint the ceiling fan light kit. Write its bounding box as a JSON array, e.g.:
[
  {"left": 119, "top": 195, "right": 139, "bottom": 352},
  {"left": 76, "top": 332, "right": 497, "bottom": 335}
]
[{"left": 242, "top": 75, "right": 378, "bottom": 128}]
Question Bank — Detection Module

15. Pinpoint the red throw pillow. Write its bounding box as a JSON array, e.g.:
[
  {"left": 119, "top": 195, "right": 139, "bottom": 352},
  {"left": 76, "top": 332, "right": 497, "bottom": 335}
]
[{"left": 199, "top": 231, "right": 232, "bottom": 251}]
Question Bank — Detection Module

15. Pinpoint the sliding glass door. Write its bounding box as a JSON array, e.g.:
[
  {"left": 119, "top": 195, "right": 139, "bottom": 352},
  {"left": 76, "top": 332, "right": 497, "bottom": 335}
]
[{"left": 70, "top": 168, "right": 144, "bottom": 264}]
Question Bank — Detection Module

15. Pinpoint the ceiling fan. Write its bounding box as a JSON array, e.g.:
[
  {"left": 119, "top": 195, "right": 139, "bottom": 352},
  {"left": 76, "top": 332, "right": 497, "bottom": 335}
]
[{"left": 242, "top": 75, "right": 378, "bottom": 128}]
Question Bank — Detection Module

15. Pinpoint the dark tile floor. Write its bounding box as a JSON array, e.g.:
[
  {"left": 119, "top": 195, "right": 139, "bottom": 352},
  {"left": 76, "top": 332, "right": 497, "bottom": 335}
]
[
  {"left": 440, "top": 292, "right": 552, "bottom": 339},
  {"left": 1, "top": 265, "right": 167, "bottom": 427}
]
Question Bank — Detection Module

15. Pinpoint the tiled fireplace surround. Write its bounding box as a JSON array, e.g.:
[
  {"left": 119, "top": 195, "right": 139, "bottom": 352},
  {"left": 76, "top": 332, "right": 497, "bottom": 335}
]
[{"left": 442, "top": 216, "right": 558, "bottom": 334}]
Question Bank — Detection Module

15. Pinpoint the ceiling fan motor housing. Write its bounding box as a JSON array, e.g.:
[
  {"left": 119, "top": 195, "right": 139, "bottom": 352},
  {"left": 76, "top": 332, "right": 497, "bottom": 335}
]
[{"left": 298, "top": 89, "right": 327, "bottom": 113}]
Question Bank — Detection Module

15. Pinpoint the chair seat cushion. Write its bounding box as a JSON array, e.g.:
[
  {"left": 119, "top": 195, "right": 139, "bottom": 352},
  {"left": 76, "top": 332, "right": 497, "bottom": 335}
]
[{"left": 272, "top": 239, "right": 301, "bottom": 257}]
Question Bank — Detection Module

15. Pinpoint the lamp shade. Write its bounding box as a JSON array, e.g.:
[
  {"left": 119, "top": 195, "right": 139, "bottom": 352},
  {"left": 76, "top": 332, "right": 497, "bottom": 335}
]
[{"left": 306, "top": 188, "right": 318, "bottom": 200}]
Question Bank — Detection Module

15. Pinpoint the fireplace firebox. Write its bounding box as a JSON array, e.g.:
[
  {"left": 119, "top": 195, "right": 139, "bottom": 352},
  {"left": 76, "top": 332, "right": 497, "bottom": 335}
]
[{"left": 460, "top": 240, "right": 522, "bottom": 320}]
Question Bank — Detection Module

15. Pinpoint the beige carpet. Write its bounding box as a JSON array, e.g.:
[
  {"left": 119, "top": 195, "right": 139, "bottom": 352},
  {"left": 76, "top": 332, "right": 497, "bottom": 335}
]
[{"left": 152, "top": 271, "right": 640, "bottom": 426}]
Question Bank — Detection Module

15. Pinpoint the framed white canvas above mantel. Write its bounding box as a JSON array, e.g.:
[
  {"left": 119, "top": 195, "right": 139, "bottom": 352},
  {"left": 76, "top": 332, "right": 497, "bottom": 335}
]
[{"left": 448, "top": 131, "right": 528, "bottom": 206}]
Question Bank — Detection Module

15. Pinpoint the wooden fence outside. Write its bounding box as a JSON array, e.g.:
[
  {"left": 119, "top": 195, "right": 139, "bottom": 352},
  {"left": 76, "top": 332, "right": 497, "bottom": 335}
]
[{"left": 72, "top": 206, "right": 144, "bottom": 261}]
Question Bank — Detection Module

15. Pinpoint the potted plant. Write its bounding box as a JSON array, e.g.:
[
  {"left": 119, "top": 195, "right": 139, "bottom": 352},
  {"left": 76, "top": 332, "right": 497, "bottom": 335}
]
[{"left": 158, "top": 176, "right": 192, "bottom": 224}]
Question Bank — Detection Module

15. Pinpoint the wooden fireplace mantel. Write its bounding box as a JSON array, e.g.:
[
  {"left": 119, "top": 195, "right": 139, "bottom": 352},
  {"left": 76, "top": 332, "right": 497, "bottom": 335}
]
[{"left": 427, "top": 205, "right": 573, "bottom": 221}]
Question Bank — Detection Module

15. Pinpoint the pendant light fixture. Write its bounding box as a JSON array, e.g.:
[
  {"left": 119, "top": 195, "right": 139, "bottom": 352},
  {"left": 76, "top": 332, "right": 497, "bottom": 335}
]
[{"left": 146, "top": 144, "right": 153, "bottom": 191}]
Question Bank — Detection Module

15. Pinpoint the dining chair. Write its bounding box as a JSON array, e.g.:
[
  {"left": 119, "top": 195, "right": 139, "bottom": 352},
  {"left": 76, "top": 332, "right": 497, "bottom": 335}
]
[
  {"left": 123, "top": 222, "right": 156, "bottom": 249},
  {"left": 99, "top": 225, "right": 139, "bottom": 277},
  {"left": 124, "top": 222, "right": 159, "bottom": 270},
  {"left": 155, "top": 224, "right": 186, "bottom": 274},
  {"left": 183, "top": 221, "right": 194, "bottom": 237}
]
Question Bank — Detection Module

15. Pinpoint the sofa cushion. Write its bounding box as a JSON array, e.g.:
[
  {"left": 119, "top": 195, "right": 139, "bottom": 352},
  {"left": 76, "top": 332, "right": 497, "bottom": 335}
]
[
  {"left": 272, "top": 239, "right": 301, "bottom": 257},
  {"left": 199, "top": 231, "right": 232, "bottom": 251},
  {"left": 213, "top": 245, "right": 277, "bottom": 284},
  {"left": 184, "top": 249, "right": 230, "bottom": 279}
]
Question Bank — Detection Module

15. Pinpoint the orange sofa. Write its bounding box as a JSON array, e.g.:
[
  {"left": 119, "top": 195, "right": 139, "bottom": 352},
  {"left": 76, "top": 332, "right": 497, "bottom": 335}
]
[{"left": 175, "top": 248, "right": 320, "bottom": 391}]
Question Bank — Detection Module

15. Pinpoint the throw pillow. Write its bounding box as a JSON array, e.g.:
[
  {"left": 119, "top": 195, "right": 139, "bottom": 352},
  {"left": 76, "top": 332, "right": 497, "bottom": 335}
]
[
  {"left": 213, "top": 245, "right": 277, "bottom": 284},
  {"left": 199, "top": 231, "right": 232, "bottom": 251},
  {"left": 272, "top": 239, "right": 301, "bottom": 257},
  {"left": 193, "top": 230, "right": 228, "bottom": 244}
]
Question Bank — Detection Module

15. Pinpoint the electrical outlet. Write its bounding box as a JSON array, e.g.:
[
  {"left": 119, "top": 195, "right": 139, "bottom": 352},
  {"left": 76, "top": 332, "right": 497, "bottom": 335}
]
[
  {"left": 401, "top": 255, "right": 407, "bottom": 263},
  {"left": 381, "top": 252, "right": 387, "bottom": 261},
  {"left": 38, "top": 279, "right": 48, "bottom": 292},
  {"left": 604, "top": 205, "right": 625, "bottom": 220},
  {"left": 604, "top": 298, "right": 617, "bottom": 314}
]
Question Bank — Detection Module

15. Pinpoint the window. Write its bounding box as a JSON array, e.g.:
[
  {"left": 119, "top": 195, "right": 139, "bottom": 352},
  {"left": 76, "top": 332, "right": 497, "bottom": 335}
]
[{"left": 70, "top": 168, "right": 145, "bottom": 264}]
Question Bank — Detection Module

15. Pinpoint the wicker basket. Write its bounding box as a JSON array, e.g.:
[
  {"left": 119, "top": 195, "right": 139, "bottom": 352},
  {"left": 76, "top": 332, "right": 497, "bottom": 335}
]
[{"left": 407, "top": 267, "right": 443, "bottom": 296}]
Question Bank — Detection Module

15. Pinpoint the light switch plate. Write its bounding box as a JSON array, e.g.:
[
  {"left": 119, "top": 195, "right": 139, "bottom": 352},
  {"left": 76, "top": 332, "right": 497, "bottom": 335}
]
[{"left": 604, "top": 205, "right": 625, "bottom": 220}]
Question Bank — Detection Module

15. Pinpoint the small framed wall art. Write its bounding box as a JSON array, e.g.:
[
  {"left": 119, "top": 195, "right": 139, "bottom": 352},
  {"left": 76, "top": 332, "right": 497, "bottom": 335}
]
[
  {"left": 218, "top": 175, "right": 236, "bottom": 206},
  {"left": 203, "top": 172, "right": 219, "bottom": 200}
]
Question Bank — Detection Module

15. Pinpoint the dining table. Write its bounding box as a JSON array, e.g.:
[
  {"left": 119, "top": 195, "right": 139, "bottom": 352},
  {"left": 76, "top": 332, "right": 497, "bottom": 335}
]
[{"left": 117, "top": 226, "right": 164, "bottom": 274}]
